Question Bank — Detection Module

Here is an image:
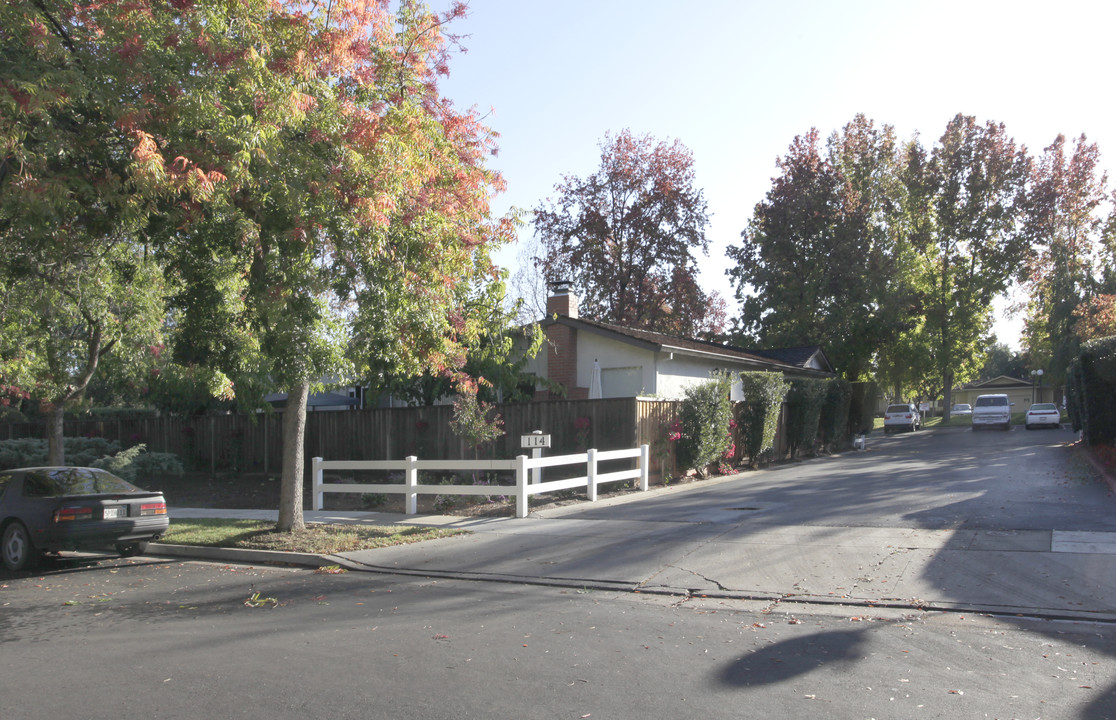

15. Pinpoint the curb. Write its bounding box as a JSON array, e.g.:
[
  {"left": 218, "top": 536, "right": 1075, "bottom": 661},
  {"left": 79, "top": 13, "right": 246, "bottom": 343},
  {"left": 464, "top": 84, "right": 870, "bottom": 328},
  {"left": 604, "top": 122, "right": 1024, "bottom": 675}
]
[{"left": 147, "top": 542, "right": 336, "bottom": 569}]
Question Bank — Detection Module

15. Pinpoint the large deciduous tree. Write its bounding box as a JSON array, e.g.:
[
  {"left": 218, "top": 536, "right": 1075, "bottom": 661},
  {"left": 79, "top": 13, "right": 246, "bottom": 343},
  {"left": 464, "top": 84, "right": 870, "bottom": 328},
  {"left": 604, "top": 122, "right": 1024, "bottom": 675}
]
[
  {"left": 918, "top": 115, "right": 1030, "bottom": 413},
  {"left": 2, "top": 0, "right": 512, "bottom": 532},
  {"left": 1019, "top": 134, "right": 1109, "bottom": 384},
  {"left": 727, "top": 116, "right": 914, "bottom": 381},
  {"left": 533, "top": 129, "right": 724, "bottom": 338},
  {"left": 0, "top": 0, "right": 178, "bottom": 463}
]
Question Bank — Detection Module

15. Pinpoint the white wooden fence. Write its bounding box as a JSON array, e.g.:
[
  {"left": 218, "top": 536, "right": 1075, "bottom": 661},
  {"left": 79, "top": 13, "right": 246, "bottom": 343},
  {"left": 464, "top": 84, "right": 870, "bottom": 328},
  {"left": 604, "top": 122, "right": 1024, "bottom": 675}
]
[{"left": 312, "top": 445, "right": 650, "bottom": 518}]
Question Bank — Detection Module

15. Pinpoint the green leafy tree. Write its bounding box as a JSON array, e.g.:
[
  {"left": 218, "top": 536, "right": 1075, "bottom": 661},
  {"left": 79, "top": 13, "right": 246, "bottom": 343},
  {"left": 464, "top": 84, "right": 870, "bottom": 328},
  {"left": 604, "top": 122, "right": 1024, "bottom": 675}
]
[
  {"left": 1019, "top": 134, "right": 1109, "bottom": 383},
  {"left": 0, "top": 0, "right": 178, "bottom": 463},
  {"left": 727, "top": 116, "right": 915, "bottom": 380},
  {"left": 3, "top": 1, "right": 512, "bottom": 534},
  {"left": 534, "top": 129, "right": 725, "bottom": 338},
  {"left": 916, "top": 115, "right": 1030, "bottom": 415}
]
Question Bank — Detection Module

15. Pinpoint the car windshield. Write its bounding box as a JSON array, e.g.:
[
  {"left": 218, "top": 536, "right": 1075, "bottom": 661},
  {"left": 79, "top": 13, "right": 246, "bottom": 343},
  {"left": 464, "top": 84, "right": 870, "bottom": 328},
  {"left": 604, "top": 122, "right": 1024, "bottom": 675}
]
[
  {"left": 21, "top": 468, "right": 140, "bottom": 498},
  {"left": 952, "top": 405, "right": 970, "bottom": 411},
  {"left": 1030, "top": 403, "right": 1058, "bottom": 411},
  {"left": 975, "top": 396, "right": 1008, "bottom": 407},
  {"left": 886, "top": 405, "right": 910, "bottom": 413}
]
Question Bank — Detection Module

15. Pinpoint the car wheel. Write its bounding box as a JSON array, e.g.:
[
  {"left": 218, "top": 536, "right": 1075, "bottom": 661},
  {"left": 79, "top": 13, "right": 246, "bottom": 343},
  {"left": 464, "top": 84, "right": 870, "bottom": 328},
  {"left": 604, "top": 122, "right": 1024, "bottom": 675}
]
[
  {"left": 115, "top": 541, "right": 149, "bottom": 558},
  {"left": 2, "top": 521, "right": 40, "bottom": 572}
]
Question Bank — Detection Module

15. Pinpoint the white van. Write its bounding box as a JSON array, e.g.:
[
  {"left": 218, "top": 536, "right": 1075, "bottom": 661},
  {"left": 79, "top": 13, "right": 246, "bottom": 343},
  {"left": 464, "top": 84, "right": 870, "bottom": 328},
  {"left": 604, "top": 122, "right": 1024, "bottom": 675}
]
[{"left": 972, "top": 394, "right": 1012, "bottom": 431}]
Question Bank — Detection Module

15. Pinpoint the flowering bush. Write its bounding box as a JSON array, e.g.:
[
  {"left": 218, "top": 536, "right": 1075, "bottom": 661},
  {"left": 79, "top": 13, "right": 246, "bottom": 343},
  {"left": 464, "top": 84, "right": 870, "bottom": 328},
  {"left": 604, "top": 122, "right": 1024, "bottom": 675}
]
[{"left": 676, "top": 374, "right": 733, "bottom": 477}]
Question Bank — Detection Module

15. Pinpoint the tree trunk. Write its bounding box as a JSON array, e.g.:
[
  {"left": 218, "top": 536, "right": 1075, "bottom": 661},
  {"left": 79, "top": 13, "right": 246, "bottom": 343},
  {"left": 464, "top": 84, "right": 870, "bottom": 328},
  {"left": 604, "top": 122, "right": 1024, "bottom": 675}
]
[
  {"left": 46, "top": 403, "right": 65, "bottom": 465},
  {"left": 277, "top": 378, "right": 310, "bottom": 532},
  {"left": 942, "top": 369, "right": 954, "bottom": 421}
]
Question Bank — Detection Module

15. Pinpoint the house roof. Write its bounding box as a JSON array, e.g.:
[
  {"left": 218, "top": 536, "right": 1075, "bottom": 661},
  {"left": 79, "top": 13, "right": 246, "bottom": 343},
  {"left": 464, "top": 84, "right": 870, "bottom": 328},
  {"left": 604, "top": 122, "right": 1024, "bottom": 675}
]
[
  {"left": 957, "top": 375, "right": 1033, "bottom": 390},
  {"left": 741, "top": 345, "right": 835, "bottom": 373},
  {"left": 542, "top": 316, "right": 834, "bottom": 377}
]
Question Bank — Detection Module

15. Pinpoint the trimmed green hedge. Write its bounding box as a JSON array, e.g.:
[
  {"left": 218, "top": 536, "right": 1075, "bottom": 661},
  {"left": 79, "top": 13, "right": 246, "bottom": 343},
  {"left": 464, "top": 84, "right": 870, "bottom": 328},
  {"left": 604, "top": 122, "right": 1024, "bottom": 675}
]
[
  {"left": 848, "top": 381, "right": 879, "bottom": 437},
  {"left": 676, "top": 375, "right": 733, "bottom": 476},
  {"left": 738, "top": 372, "right": 789, "bottom": 465},
  {"left": 1072, "top": 336, "right": 1116, "bottom": 446},
  {"left": 819, "top": 379, "right": 851, "bottom": 450},
  {"left": 785, "top": 378, "right": 827, "bottom": 457}
]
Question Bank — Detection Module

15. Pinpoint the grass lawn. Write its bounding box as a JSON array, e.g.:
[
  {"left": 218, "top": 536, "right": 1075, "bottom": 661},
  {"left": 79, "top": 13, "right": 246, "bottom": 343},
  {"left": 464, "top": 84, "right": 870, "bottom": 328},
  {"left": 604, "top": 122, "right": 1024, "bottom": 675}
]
[{"left": 163, "top": 518, "right": 468, "bottom": 555}]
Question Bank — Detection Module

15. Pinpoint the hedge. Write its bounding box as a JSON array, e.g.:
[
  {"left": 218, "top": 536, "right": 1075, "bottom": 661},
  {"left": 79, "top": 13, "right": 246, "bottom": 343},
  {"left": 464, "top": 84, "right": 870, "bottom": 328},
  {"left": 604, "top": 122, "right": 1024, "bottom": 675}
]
[
  {"left": 676, "top": 375, "right": 734, "bottom": 476},
  {"left": 785, "top": 378, "right": 827, "bottom": 458},
  {"left": 1073, "top": 336, "right": 1116, "bottom": 446},
  {"left": 819, "top": 379, "right": 851, "bottom": 450},
  {"left": 738, "top": 372, "right": 789, "bottom": 465}
]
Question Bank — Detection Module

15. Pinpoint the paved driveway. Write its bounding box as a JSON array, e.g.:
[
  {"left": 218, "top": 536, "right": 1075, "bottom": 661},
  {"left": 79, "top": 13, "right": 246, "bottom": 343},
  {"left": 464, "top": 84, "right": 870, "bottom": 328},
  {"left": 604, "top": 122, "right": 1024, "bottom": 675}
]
[{"left": 336, "top": 426, "right": 1116, "bottom": 619}]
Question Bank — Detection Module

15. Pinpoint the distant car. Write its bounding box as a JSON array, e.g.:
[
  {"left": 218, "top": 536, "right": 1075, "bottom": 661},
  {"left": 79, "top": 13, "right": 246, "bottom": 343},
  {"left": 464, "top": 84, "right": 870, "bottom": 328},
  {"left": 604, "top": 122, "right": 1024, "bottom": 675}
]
[
  {"left": 1, "top": 467, "right": 168, "bottom": 571},
  {"left": 950, "top": 403, "right": 972, "bottom": 417},
  {"left": 972, "top": 393, "right": 1012, "bottom": 431},
  {"left": 883, "top": 403, "right": 921, "bottom": 433},
  {"left": 1025, "top": 403, "right": 1062, "bottom": 430}
]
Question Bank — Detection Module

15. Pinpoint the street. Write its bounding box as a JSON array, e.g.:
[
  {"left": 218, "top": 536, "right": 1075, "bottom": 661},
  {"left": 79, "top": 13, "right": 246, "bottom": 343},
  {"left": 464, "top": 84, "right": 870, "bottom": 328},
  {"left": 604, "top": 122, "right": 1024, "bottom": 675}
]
[{"left": 3, "top": 426, "right": 1116, "bottom": 719}]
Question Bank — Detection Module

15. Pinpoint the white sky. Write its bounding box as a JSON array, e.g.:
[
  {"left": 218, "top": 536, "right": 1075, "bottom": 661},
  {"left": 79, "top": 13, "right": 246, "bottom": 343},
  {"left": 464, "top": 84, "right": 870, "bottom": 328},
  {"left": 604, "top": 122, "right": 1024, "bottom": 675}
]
[{"left": 439, "top": 0, "right": 1116, "bottom": 350}]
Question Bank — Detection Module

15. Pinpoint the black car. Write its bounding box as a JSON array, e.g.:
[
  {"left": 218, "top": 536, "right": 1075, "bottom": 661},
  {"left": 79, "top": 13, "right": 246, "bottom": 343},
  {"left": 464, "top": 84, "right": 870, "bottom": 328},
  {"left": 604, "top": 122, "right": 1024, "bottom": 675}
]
[{"left": 1, "top": 467, "right": 169, "bottom": 571}]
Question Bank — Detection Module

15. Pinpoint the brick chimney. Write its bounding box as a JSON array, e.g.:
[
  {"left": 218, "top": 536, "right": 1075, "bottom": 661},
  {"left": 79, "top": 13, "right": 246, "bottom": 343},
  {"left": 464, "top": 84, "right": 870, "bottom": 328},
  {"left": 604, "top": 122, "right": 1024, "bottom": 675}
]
[
  {"left": 546, "top": 279, "right": 578, "bottom": 319},
  {"left": 541, "top": 280, "right": 583, "bottom": 399}
]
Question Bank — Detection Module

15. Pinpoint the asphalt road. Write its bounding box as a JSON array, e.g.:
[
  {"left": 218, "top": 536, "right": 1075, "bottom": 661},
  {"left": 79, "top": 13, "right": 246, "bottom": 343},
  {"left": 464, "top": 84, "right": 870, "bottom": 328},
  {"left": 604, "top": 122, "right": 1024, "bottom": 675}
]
[{"left": 2, "top": 425, "right": 1115, "bottom": 719}]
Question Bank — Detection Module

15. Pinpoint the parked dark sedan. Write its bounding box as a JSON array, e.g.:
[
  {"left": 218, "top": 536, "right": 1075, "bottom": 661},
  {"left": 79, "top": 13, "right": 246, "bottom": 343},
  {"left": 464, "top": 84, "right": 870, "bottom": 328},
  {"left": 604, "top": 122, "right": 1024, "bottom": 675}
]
[{"left": 1, "top": 467, "right": 168, "bottom": 571}]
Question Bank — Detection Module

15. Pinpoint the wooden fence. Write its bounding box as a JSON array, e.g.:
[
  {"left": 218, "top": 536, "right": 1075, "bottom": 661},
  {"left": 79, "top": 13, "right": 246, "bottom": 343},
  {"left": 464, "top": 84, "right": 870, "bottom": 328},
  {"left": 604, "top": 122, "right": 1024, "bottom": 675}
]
[
  {"left": 2, "top": 399, "right": 692, "bottom": 480},
  {"left": 1, "top": 397, "right": 789, "bottom": 482}
]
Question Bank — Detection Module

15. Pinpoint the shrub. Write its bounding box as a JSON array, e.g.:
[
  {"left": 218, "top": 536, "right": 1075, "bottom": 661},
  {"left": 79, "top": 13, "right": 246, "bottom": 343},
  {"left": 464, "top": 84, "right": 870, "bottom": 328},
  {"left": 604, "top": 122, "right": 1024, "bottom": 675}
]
[
  {"left": 819, "top": 379, "right": 851, "bottom": 450},
  {"left": 676, "top": 375, "right": 733, "bottom": 476},
  {"left": 1076, "top": 336, "right": 1116, "bottom": 446},
  {"left": 0, "top": 436, "right": 122, "bottom": 470},
  {"left": 738, "top": 372, "right": 789, "bottom": 466},
  {"left": 848, "top": 381, "right": 879, "bottom": 437},
  {"left": 785, "top": 378, "right": 827, "bottom": 458}
]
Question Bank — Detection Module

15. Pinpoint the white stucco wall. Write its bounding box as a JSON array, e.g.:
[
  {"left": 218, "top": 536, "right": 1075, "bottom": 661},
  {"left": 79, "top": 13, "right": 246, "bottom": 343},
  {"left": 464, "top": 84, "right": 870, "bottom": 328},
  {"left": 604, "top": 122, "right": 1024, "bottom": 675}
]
[{"left": 523, "top": 324, "right": 760, "bottom": 400}]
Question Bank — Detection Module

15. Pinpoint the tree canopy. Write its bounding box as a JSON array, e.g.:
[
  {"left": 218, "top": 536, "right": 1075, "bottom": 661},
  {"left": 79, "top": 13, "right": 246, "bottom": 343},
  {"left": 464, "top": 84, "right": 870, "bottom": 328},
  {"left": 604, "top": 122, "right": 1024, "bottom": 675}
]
[
  {"left": 1, "top": 0, "right": 512, "bottom": 531},
  {"left": 533, "top": 129, "right": 725, "bottom": 338}
]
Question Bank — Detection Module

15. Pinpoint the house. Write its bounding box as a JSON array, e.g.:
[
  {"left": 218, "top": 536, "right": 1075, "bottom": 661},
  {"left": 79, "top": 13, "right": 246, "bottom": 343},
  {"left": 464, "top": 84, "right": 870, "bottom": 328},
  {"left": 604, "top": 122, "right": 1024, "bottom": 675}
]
[
  {"left": 951, "top": 375, "right": 1054, "bottom": 410},
  {"left": 528, "top": 283, "right": 834, "bottom": 401}
]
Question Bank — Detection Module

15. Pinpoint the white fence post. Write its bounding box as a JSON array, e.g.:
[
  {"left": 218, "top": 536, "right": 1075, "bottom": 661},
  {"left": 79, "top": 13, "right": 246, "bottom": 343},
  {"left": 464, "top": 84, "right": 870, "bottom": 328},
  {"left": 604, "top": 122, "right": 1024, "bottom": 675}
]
[
  {"left": 639, "top": 444, "right": 650, "bottom": 491},
  {"left": 516, "top": 454, "right": 528, "bottom": 518},
  {"left": 312, "top": 457, "right": 324, "bottom": 510},
  {"left": 586, "top": 448, "right": 598, "bottom": 502},
  {"left": 405, "top": 456, "right": 418, "bottom": 515}
]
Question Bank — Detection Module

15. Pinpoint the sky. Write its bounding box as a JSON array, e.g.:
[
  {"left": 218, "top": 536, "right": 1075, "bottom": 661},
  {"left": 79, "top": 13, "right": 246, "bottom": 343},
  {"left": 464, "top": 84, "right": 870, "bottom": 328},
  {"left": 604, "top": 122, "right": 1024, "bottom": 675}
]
[{"left": 437, "top": 0, "right": 1116, "bottom": 349}]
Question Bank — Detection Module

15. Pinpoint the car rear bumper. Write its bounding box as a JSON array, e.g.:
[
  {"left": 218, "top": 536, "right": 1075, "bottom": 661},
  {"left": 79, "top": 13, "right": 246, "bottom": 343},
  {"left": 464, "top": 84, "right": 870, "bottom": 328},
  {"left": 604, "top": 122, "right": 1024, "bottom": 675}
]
[{"left": 31, "top": 516, "right": 170, "bottom": 552}]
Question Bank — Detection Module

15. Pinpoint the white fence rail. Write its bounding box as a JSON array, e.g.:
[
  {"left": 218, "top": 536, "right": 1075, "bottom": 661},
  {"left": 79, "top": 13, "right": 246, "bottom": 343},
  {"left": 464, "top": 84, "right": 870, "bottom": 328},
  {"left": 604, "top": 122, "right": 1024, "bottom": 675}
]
[{"left": 312, "top": 445, "right": 650, "bottom": 518}]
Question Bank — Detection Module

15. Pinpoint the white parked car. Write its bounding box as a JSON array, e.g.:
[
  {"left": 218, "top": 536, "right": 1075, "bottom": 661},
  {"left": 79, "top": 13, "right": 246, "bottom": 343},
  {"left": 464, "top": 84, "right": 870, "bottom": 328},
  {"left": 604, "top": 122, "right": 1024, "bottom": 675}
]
[
  {"left": 883, "top": 403, "right": 921, "bottom": 433},
  {"left": 972, "top": 393, "right": 1012, "bottom": 431},
  {"left": 950, "top": 403, "right": 972, "bottom": 417},
  {"left": 1024, "top": 403, "right": 1062, "bottom": 430}
]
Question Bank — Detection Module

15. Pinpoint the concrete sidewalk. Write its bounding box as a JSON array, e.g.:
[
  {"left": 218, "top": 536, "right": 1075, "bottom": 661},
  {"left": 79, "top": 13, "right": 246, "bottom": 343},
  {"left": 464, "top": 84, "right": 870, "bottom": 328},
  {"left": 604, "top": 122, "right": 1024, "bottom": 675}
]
[{"left": 159, "top": 500, "right": 1116, "bottom": 622}]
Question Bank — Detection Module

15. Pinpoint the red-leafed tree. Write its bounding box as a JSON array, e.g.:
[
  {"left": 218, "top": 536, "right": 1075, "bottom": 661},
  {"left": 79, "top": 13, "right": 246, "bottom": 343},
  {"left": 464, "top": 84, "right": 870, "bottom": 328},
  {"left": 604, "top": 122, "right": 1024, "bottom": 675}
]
[{"left": 532, "top": 129, "right": 724, "bottom": 338}]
